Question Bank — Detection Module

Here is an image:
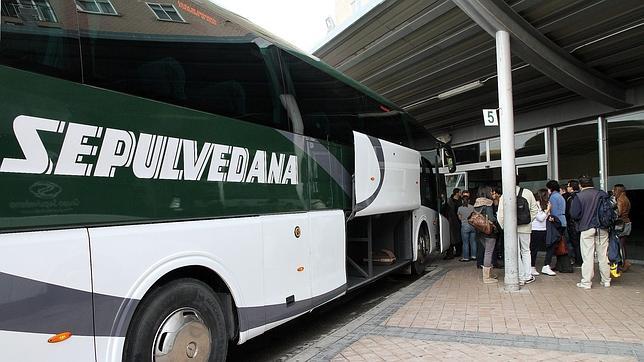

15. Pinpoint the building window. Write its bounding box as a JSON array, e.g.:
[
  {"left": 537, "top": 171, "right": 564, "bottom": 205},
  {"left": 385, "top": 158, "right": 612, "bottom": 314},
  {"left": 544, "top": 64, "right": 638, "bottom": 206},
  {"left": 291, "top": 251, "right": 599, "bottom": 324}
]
[
  {"left": 518, "top": 164, "right": 548, "bottom": 192},
  {"left": 606, "top": 111, "right": 644, "bottom": 261},
  {"left": 76, "top": 0, "right": 116, "bottom": 15},
  {"left": 556, "top": 121, "right": 599, "bottom": 181},
  {"left": 1, "top": 0, "right": 81, "bottom": 81},
  {"left": 607, "top": 111, "right": 644, "bottom": 179},
  {"left": 1, "top": 0, "right": 57, "bottom": 22},
  {"left": 515, "top": 130, "right": 545, "bottom": 158},
  {"left": 489, "top": 139, "right": 501, "bottom": 161},
  {"left": 146, "top": 3, "right": 185, "bottom": 22},
  {"left": 452, "top": 141, "right": 486, "bottom": 165},
  {"left": 488, "top": 129, "right": 546, "bottom": 161}
]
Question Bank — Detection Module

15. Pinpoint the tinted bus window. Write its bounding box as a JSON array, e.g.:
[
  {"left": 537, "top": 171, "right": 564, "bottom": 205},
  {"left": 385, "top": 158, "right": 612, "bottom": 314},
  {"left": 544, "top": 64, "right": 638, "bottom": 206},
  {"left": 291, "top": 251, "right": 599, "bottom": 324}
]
[
  {"left": 420, "top": 157, "right": 437, "bottom": 208},
  {"left": 77, "top": 3, "right": 288, "bottom": 131},
  {"left": 279, "top": 50, "right": 425, "bottom": 147},
  {"left": 0, "top": 0, "right": 81, "bottom": 81}
]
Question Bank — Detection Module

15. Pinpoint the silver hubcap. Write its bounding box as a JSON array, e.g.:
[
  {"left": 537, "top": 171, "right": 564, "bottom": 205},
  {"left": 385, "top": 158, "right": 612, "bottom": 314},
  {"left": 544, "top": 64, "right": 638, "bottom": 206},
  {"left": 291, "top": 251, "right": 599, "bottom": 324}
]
[{"left": 153, "top": 308, "right": 211, "bottom": 362}]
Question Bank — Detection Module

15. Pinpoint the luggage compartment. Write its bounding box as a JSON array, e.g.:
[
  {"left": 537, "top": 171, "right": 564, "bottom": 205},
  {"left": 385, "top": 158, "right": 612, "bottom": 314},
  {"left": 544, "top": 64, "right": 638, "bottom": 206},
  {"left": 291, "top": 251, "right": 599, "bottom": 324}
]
[{"left": 345, "top": 211, "right": 413, "bottom": 290}]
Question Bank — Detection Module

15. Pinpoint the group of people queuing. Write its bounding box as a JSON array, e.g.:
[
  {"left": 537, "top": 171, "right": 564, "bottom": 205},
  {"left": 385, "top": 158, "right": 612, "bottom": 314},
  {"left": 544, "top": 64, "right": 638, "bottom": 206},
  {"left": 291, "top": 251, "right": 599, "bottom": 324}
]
[
  {"left": 443, "top": 176, "right": 632, "bottom": 288},
  {"left": 444, "top": 186, "right": 505, "bottom": 283}
]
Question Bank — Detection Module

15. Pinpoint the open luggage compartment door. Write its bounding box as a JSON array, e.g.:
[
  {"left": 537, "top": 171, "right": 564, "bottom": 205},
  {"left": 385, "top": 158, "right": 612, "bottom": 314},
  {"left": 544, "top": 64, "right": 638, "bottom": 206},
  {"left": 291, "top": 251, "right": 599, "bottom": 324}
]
[{"left": 353, "top": 131, "right": 421, "bottom": 217}]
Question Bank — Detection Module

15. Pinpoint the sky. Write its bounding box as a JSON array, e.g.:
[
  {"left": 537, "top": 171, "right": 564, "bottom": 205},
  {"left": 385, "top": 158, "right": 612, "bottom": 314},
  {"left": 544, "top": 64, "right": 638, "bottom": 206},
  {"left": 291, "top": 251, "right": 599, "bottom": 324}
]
[{"left": 211, "top": 0, "right": 335, "bottom": 52}]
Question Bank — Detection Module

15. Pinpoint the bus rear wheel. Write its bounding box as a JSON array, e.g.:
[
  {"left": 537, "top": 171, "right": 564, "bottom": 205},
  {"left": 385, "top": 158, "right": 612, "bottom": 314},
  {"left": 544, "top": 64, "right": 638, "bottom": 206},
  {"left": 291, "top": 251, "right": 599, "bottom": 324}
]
[
  {"left": 123, "top": 278, "right": 228, "bottom": 362},
  {"left": 413, "top": 226, "right": 430, "bottom": 275}
]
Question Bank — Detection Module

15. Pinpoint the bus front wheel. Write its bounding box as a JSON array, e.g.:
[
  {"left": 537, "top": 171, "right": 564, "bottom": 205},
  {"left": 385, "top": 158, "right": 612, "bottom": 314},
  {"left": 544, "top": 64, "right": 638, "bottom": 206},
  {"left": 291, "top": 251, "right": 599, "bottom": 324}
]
[{"left": 123, "top": 278, "right": 228, "bottom": 362}]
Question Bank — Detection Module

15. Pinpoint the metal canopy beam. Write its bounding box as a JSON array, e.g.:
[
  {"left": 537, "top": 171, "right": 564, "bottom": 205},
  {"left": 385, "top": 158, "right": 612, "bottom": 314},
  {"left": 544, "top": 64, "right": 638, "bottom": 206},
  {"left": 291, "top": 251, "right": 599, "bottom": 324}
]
[
  {"left": 336, "top": 1, "right": 456, "bottom": 73},
  {"left": 452, "top": 0, "right": 631, "bottom": 109}
]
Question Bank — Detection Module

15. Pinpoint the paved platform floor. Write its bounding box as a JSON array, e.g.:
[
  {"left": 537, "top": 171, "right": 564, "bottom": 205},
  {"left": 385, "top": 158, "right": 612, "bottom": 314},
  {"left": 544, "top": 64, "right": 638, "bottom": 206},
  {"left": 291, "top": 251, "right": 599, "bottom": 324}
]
[{"left": 288, "top": 259, "right": 643, "bottom": 361}]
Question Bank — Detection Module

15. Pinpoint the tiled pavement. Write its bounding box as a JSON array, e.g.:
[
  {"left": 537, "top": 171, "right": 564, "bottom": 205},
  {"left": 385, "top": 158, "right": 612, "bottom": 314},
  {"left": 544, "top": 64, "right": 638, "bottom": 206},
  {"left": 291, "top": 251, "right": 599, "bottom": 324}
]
[
  {"left": 385, "top": 261, "right": 644, "bottom": 343},
  {"left": 288, "top": 259, "right": 644, "bottom": 361}
]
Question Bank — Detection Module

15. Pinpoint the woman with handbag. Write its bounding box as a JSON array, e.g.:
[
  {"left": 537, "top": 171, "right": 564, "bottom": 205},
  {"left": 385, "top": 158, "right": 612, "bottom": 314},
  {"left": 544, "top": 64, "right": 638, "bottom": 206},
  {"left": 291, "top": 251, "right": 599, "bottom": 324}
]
[
  {"left": 613, "top": 184, "right": 631, "bottom": 272},
  {"left": 471, "top": 186, "right": 498, "bottom": 284}
]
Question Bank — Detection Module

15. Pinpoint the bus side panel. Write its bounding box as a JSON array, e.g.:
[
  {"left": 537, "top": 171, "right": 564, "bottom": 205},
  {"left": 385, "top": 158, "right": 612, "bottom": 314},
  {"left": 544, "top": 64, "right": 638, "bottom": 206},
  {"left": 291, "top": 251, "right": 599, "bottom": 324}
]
[
  {"left": 0, "top": 65, "right": 311, "bottom": 232},
  {"left": 89, "top": 211, "right": 347, "bottom": 360},
  {"left": 0, "top": 229, "right": 95, "bottom": 361},
  {"left": 262, "top": 213, "right": 312, "bottom": 319},
  {"left": 88, "top": 216, "right": 264, "bottom": 361},
  {"left": 309, "top": 210, "right": 346, "bottom": 299}
]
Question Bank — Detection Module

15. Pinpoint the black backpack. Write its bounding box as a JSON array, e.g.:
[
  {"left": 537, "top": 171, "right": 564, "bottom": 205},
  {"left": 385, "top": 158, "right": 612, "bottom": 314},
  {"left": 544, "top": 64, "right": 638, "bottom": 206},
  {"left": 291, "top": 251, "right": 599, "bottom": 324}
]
[
  {"left": 517, "top": 188, "right": 531, "bottom": 225},
  {"left": 595, "top": 191, "right": 618, "bottom": 229}
]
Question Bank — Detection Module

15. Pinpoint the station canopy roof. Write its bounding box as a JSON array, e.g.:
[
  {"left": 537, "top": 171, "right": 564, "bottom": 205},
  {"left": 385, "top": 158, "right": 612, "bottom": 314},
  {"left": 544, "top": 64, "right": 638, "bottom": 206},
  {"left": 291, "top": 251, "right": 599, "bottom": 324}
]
[{"left": 314, "top": 0, "right": 644, "bottom": 134}]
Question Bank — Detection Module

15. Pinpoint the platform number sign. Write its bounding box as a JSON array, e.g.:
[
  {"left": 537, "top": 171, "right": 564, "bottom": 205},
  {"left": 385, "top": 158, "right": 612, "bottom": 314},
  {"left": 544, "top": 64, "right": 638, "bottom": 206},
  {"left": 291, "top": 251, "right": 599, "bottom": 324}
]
[{"left": 483, "top": 109, "right": 499, "bottom": 126}]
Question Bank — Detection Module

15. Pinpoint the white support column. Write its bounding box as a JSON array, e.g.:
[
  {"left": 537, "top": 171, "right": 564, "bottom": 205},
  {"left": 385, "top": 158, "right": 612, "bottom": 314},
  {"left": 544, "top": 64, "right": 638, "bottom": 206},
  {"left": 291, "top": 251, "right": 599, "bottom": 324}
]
[
  {"left": 598, "top": 116, "right": 608, "bottom": 191},
  {"left": 551, "top": 128, "right": 559, "bottom": 181},
  {"left": 496, "top": 30, "right": 519, "bottom": 292}
]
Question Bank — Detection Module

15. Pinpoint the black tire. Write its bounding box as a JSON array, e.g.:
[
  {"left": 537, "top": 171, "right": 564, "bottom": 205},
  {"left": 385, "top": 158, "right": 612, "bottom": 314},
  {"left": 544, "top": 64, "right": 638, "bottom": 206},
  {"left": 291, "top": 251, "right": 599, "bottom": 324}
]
[
  {"left": 413, "top": 225, "right": 430, "bottom": 275},
  {"left": 122, "top": 278, "right": 228, "bottom": 362}
]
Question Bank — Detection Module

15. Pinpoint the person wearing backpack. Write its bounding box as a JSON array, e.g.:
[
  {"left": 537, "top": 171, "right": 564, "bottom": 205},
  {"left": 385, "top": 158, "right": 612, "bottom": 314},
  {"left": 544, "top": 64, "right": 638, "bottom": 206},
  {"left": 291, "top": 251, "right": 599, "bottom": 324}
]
[
  {"left": 498, "top": 184, "right": 539, "bottom": 285},
  {"left": 570, "top": 176, "right": 611, "bottom": 289}
]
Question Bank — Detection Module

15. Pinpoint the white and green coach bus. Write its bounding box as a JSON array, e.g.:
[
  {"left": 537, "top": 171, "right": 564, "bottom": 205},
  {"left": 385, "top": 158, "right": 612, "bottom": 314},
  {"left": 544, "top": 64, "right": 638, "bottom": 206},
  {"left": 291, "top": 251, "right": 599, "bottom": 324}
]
[{"left": 0, "top": 1, "right": 454, "bottom": 361}]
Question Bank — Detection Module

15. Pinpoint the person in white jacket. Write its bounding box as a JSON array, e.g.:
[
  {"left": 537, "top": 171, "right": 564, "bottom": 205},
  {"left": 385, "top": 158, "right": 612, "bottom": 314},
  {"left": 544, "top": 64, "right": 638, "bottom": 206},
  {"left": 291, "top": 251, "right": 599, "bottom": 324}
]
[
  {"left": 498, "top": 185, "right": 539, "bottom": 285},
  {"left": 530, "top": 189, "right": 549, "bottom": 276}
]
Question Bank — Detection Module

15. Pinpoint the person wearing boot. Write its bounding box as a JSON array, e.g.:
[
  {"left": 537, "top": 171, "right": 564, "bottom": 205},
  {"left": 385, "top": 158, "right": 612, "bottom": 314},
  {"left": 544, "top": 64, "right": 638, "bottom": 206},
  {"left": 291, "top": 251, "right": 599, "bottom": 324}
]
[
  {"left": 613, "top": 184, "right": 632, "bottom": 271},
  {"left": 473, "top": 186, "right": 499, "bottom": 284}
]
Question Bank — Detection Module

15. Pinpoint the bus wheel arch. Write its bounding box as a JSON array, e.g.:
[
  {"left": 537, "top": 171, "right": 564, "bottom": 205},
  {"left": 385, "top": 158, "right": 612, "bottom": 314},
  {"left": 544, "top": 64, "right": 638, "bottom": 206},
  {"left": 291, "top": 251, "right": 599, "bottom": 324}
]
[
  {"left": 149, "top": 265, "right": 238, "bottom": 341},
  {"left": 122, "top": 266, "right": 239, "bottom": 362}
]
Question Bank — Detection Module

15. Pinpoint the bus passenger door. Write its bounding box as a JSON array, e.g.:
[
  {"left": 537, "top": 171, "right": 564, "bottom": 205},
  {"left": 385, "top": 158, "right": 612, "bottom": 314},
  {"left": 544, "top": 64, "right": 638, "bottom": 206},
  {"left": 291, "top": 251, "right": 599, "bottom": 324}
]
[{"left": 262, "top": 213, "right": 311, "bottom": 324}]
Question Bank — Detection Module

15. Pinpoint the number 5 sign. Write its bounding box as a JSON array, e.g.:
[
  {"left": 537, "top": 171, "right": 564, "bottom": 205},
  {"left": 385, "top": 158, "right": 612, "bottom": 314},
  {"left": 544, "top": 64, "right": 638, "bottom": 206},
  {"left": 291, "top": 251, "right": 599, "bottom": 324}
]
[{"left": 483, "top": 109, "right": 499, "bottom": 126}]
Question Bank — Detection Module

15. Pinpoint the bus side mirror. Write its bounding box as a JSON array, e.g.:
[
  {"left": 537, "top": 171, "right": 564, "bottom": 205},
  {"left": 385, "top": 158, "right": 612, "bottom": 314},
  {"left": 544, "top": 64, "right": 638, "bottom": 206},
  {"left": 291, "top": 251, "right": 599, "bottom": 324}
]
[{"left": 444, "top": 146, "right": 456, "bottom": 173}]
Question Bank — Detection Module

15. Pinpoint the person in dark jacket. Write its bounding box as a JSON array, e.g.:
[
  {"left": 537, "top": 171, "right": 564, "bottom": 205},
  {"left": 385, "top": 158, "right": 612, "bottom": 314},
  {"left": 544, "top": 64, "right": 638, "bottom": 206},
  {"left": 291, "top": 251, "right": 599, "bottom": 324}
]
[
  {"left": 491, "top": 186, "right": 504, "bottom": 267},
  {"left": 443, "top": 188, "right": 462, "bottom": 259},
  {"left": 542, "top": 180, "right": 566, "bottom": 276},
  {"left": 545, "top": 214, "right": 563, "bottom": 272},
  {"left": 564, "top": 180, "right": 582, "bottom": 266},
  {"left": 570, "top": 176, "right": 610, "bottom": 289}
]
